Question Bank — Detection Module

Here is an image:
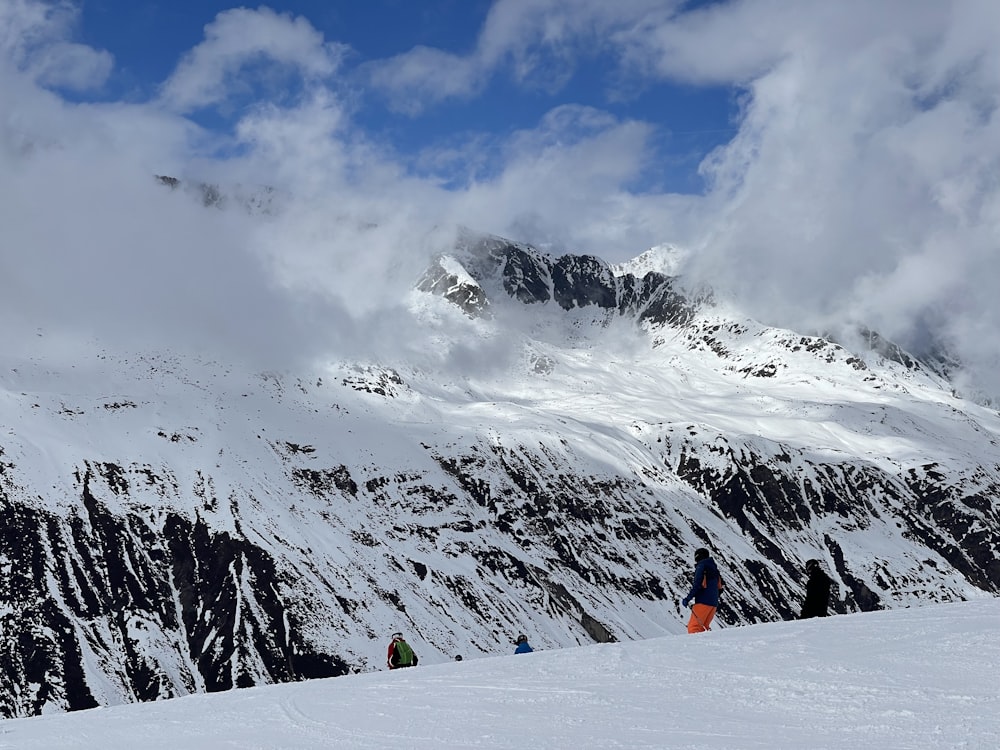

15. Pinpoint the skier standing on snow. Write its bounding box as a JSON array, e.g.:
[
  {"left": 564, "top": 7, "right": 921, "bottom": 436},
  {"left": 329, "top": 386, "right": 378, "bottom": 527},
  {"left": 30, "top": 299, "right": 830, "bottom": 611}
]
[
  {"left": 681, "top": 547, "right": 723, "bottom": 633},
  {"left": 799, "top": 559, "right": 833, "bottom": 618},
  {"left": 513, "top": 634, "right": 533, "bottom": 654},
  {"left": 387, "top": 632, "right": 418, "bottom": 669}
]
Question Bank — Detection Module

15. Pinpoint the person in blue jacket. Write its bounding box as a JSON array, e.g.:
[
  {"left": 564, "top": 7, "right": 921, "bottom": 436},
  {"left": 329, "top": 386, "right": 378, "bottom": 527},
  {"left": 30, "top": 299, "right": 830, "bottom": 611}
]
[
  {"left": 681, "top": 547, "right": 723, "bottom": 633},
  {"left": 514, "top": 634, "right": 533, "bottom": 654}
]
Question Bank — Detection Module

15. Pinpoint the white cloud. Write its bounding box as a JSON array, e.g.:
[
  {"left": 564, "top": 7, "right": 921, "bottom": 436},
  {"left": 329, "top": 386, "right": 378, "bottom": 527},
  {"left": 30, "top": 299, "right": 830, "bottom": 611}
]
[
  {"left": 28, "top": 40, "right": 113, "bottom": 90},
  {"left": 0, "top": 100, "right": 297, "bottom": 367},
  {"left": 365, "top": 0, "right": 1000, "bottom": 396},
  {"left": 648, "top": 0, "right": 1000, "bottom": 390},
  {"left": 442, "top": 104, "right": 698, "bottom": 254},
  {"left": 158, "top": 6, "right": 347, "bottom": 113},
  {"left": 5, "top": 0, "right": 1000, "bottom": 398},
  {"left": 368, "top": 45, "right": 484, "bottom": 115},
  {"left": 367, "top": 0, "right": 678, "bottom": 112},
  {"left": 613, "top": 1, "right": 946, "bottom": 85},
  {"left": 0, "top": 0, "right": 112, "bottom": 90}
]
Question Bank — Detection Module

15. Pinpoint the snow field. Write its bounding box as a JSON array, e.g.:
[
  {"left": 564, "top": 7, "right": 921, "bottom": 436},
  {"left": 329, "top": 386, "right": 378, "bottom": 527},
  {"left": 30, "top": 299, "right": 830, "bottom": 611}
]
[{"left": 3, "top": 599, "right": 997, "bottom": 750}]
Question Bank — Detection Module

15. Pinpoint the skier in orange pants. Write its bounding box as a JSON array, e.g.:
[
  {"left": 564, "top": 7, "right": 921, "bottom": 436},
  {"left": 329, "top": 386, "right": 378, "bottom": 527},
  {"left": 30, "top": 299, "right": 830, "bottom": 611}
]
[{"left": 682, "top": 548, "right": 723, "bottom": 633}]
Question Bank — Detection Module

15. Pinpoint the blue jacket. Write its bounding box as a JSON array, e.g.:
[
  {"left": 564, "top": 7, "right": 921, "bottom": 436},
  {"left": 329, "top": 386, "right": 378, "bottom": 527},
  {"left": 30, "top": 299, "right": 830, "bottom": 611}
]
[
  {"left": 685, "top": 557, "right": 721, "bottom": 607},
  {"left": 514, "top": 642, "right": 533, "bottom": 654}
]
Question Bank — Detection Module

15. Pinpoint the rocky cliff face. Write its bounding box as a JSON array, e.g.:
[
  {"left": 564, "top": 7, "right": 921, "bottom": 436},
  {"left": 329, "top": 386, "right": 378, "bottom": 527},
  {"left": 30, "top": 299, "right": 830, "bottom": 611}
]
[
  {"left": 0, "top": 478, "right": 348, "bottom": 716},
  {"left": 1, "top": 234, "right": 997, "bottom": 717}
]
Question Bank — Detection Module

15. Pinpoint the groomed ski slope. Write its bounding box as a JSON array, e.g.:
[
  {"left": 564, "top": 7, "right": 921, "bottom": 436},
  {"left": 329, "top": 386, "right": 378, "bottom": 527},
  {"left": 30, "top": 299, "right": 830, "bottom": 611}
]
[{"left": 4, "top": 598, "right": 997, "bottom": 749}]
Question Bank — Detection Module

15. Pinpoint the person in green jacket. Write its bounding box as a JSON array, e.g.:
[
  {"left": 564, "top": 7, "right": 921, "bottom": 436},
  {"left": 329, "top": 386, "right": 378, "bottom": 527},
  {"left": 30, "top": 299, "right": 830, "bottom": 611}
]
[{"left": 387, "top": 632, "right": 418, "bottom": 669}]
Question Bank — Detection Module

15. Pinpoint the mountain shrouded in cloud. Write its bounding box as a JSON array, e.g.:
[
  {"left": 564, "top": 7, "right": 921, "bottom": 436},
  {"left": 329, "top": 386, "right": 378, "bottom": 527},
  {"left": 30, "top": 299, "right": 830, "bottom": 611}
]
[
  {"left": 2, "top": 0, "right": 1000, "bottom": 398},
  {"left": 1, "top": 230, "right": 998, "bottom": 716},
  {"left": 3, "top": 0, "right": 999, "bottom": 724}
]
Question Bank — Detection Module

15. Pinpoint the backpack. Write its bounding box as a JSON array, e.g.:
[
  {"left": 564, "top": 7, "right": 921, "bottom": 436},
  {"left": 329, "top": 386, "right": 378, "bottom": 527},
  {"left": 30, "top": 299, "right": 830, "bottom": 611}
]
[{"left": 393, "top": 639, "right": 414, "bottom": 667}]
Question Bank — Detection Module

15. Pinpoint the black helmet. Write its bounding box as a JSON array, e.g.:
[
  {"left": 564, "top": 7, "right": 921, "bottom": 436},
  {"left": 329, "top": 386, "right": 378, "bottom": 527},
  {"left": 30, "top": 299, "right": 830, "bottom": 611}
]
[
  {"left": 515, "top": 634, "right": 527, "bottom": 644},
  {"left": 805, "top": 559, "right": 820, "bottom": 571},
  {"left": 694, "top": 548, "right": 709, "bottom": 562}
]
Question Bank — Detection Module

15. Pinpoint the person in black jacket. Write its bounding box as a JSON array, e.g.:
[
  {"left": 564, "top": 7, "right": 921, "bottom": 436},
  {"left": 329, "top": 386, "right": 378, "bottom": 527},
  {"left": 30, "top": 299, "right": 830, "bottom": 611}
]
[{"left": 800, "top": 559, "right": 832, "bottom": 618}]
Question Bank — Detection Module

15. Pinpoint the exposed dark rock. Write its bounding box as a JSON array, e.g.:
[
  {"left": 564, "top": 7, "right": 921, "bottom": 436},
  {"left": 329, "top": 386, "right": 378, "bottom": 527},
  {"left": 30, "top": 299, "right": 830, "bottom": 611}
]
[
  {"left": 426, "top": 237, "right": 706, "bottom": 338},
  {"left": 0, "top": 477, "right": 350, "bottom": 717},
  {"left": 551, "top": 254, "right": 616, "bottom": 310},
  {"left": 416, "top": 258, "right": 492, "bottom": 319},
  {"left": 341, "top": 366, "right": 405, "bottom": 397}
]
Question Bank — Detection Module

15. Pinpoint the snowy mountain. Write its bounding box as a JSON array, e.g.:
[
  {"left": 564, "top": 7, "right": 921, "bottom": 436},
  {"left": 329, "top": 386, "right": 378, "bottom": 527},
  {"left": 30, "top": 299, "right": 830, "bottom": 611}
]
[
  {"left": 610, "top": 242, "right": 690, "bottom": 278},
  {"left": 7, "top": 598, "right": 999, "bottom": 749},
  {"left": 1, "top": 232, "right": 998, "bottom": 718}
]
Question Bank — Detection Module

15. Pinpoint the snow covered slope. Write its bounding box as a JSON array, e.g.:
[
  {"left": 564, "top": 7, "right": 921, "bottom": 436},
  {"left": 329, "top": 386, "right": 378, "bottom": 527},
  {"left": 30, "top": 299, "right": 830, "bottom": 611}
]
[
  {"left": 1, "top": 234, "right": 998, "bottom": 717},
  {"left": 5, "top": 598, "right": 998, "bottom": 749}
]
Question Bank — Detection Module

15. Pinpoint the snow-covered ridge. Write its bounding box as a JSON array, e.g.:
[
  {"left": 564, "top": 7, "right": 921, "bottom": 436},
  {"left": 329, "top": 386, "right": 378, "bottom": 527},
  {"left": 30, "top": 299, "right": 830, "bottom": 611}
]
[{"left": 611, "top": 242, "right": 690, "bottom": 278}]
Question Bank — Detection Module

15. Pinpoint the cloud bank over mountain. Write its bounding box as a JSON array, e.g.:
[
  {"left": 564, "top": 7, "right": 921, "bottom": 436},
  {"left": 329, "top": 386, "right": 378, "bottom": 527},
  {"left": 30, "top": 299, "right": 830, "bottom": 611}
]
[{"left": 2, "top": 0, "right": 999, "bottom": 396}]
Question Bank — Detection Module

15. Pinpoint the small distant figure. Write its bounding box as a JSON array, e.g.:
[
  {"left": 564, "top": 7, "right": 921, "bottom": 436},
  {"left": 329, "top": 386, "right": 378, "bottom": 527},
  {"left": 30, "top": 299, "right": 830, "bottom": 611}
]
[
  {"left": 681, "top": 547, "right": 723, "bottom": 633},
  {"left": 800, "top": 559, "right": 832, "bottom": 619},
  {"left": 454, "top": 654, "right": 463, "bottom": 662},
  {"left": 514, "top": 634, "right": 533, "bottom": 654},
  {"left": 387, "top": 632, "right": 418, "bottom": 669}
]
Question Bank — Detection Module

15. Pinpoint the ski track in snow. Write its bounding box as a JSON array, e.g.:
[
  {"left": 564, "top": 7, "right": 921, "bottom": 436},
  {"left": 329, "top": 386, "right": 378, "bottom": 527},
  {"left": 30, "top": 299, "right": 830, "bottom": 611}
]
[{"left": 2, "top": 599, "right": 997, "bottom": 749}]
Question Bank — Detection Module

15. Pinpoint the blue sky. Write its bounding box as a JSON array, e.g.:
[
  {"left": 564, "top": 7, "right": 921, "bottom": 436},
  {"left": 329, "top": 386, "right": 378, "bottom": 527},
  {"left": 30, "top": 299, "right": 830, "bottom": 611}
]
[
  {"left": 3, "top": 0, "right": 1000, "bottom": 396},
  {"left": 73, "top": 0, "right": 737, "bottom": 194}
]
